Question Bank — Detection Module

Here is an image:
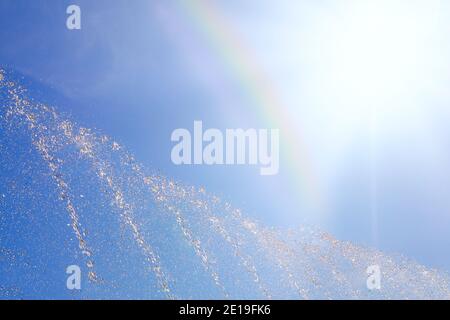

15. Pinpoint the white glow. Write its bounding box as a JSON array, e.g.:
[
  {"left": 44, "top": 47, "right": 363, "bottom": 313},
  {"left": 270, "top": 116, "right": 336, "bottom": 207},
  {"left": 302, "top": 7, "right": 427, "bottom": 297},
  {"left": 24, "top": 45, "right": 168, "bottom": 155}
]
[
  {"left": 291, "top": 0, "right": 450, "bottom": 160},
  {"left": 336, "top": 1, "right": 440, "bottom": 100},
  {"left": 309, "top": 0, "right": 444, "bottom": 112},
  {"left": 293, "top": 0, "right": 450, "bottom": 226},
  {"left": 224, "top": 0, "right": 450, "bottom": 226}
]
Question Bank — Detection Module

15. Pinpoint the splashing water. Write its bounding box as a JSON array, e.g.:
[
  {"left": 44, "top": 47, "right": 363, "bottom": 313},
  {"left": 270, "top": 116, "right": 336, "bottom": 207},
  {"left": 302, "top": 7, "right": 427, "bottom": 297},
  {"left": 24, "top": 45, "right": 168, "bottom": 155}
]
[{"left": 1, "top": 69, "right": 450, "bottom": 300}]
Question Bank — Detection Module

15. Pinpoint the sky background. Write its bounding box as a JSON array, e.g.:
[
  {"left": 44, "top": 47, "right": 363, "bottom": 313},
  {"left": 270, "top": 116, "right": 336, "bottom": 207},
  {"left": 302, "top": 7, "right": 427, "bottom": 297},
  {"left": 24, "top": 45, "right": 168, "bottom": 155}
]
[{"left": 1, "top": 0, "right": 450, "bottom": 294}]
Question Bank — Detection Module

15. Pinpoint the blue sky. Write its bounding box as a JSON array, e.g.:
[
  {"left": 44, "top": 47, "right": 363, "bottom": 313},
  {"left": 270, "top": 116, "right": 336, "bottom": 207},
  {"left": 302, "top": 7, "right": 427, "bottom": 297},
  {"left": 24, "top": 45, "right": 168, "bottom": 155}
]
[{"left": 1, "top": 0, "right": 450, "bottom": 297}]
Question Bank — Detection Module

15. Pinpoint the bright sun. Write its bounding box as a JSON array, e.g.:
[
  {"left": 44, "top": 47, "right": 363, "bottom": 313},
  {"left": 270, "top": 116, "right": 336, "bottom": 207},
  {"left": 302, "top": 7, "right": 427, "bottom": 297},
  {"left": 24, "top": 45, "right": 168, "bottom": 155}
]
[{"left": 306, "top": 0, "right": 444, "bottom": 115}]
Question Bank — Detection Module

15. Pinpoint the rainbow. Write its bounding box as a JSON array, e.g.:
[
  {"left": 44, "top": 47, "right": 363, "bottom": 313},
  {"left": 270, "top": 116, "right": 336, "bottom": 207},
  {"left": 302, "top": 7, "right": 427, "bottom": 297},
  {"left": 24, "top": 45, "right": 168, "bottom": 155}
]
[{"left": 168, "top": 0, "right": 321, "bottom": 206}]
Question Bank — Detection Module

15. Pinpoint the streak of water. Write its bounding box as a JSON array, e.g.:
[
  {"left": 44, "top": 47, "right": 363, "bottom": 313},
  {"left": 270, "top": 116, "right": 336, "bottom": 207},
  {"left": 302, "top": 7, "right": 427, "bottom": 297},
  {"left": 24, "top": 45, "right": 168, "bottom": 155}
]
[{"left": 3, "top": 79, "right": 97, "bottom": 282}]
